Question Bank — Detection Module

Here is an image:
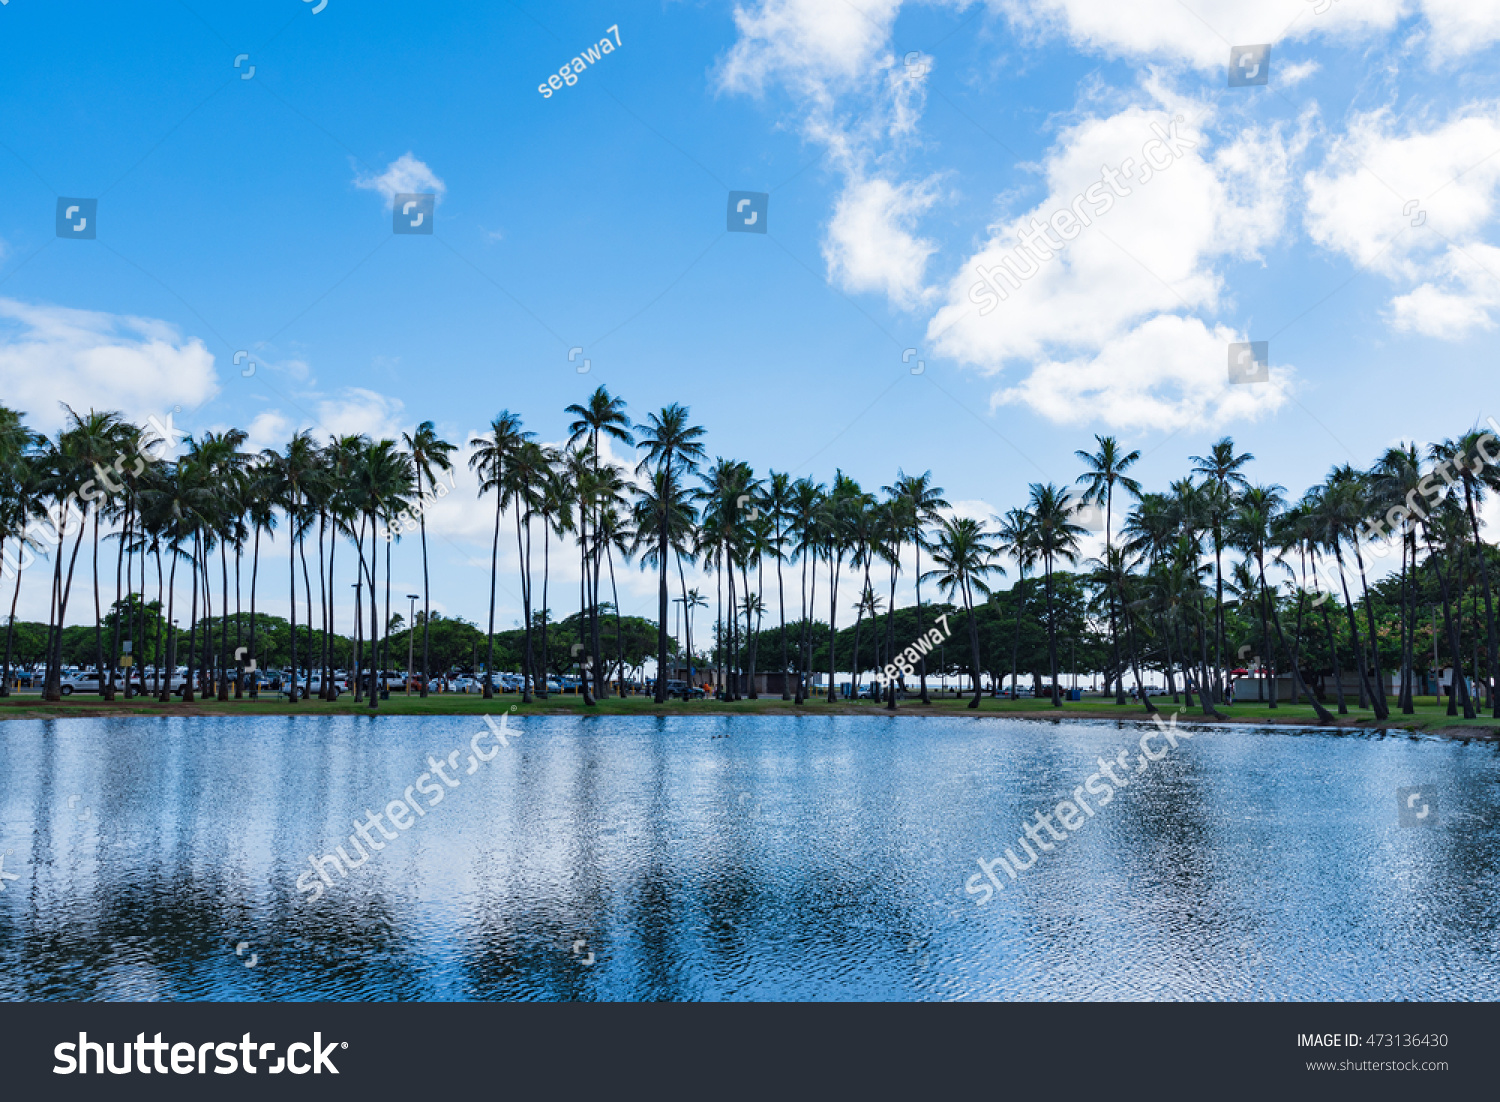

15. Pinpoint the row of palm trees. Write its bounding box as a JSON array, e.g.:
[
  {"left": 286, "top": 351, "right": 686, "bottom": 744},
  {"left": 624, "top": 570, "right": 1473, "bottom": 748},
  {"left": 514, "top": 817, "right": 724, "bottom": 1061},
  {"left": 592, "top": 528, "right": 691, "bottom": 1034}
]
[{"left": 2, "top": 394, "right": 1497, "bottom": 720}]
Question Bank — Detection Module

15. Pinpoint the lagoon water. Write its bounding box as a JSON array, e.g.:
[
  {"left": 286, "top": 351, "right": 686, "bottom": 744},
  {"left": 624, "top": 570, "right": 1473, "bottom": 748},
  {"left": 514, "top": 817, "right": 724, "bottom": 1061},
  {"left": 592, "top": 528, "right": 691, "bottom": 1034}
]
[{"left": 0, "top": 713, "right": 1496, "bottom": 1001}]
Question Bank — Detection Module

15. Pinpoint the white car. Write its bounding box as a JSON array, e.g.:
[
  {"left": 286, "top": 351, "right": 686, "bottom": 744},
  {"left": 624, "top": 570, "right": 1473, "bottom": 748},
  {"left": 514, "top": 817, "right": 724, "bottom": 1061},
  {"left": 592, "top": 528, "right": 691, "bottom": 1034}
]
[{"left": 57, "top": 671, "right": 123, "bottom": 696}]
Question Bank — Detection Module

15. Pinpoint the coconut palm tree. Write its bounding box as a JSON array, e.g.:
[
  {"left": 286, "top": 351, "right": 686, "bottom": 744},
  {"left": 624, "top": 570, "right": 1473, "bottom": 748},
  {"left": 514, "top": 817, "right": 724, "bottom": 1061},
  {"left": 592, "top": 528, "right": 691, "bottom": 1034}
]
[
  {"left": 1190, "top": 438, "right": 1253, "bottom": 702},
  {"left": 402, "top": 421, "right": 455, "bottom": 699},
  {"left": 635, "top": 405, "right": 706, "bottom": 703},
  {"left": 470, "top": 412, "right": 531, "bottom": 698},
  {"left": 1075, "top": 435, "right": 1142, "bottom": 704},
  {"left": 566, "top": 385, "right": 633, "bottom": 697},
  {"left": 1028, "top": 483, "right": 1085, "bottom": 708},
  {"left": 923, "top": 516, "right": 1000, "bottom": 709},
  {"left": 1232, "top": 484, "right": 1334, "bottom": 723}
]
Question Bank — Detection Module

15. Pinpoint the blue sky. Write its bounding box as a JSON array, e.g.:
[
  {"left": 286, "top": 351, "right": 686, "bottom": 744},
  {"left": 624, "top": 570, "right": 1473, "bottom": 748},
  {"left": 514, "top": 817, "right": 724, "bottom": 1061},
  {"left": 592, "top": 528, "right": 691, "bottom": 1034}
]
[{"left": 3, "top": 0, "right": 1500, "bottom": 633}]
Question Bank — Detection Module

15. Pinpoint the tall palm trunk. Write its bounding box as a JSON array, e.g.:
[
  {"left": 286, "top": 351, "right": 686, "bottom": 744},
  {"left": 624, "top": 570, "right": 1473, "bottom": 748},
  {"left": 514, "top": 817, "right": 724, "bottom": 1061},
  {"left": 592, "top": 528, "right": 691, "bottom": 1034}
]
[
  {"left": 91, "top": 509, "right": 110, "bottom": 700},
  {"left": 1351, "top": 540, "right": 1389, "bottom": 718},
  {"left": 884, "top": 551, "right": 898, "bottom": 710},
  {"left": 1257, "top": 549, "right": 1334, "bottom": 723},
  {"left": 161, "top": 548, "right": 178, "bottom": 703},
  {"left": 183, "top": 533, "right": 200, "bottom": 704},
  {"left": 1460, "top": 482, "right": 1500, "bottom": 717},
  {"left": 2, "top": 524, "right": 24, "bottom": 696},
  {"left": 965, "top": 577, "right": 982, "bottom": 710},
  {"left": 517, "top": 505, "right": 536, "bottom": 704},
  {"left": 484, "top": 481, "right": 501, "bottom": 700},
  {"left": 248, "top": 524, "right": 261, "bottom": 699},
  {"left": 418, "top": 469, "right": 432, "bottom": 698},
  {"left": 287, "top": 500, "right": 298, "bottom": 705},
  {"left": 826, "top": 541, "right": 841, "bottom": 703},
  {"left": 1425, "top": 530, "right": 1476, "bottom": 719},
  {"left": 1333, "top": 545, "right": 1378, "bottom": 714},
  {"left": 1045, "top": 554, "right": 1061, "bottom": 707}
]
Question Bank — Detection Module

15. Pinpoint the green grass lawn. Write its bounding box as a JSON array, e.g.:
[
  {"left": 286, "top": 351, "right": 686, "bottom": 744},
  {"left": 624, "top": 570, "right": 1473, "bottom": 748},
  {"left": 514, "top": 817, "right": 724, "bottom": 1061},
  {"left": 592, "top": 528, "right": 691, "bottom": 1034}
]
[{"left": 0, "top": 688, "right": 1493, "bottom": 734}]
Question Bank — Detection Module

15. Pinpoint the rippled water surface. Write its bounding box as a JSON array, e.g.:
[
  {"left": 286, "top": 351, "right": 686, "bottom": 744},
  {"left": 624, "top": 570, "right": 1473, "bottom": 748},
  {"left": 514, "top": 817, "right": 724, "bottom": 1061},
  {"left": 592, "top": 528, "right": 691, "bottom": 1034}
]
[{"left": 0, "top": 713, "right": 1497, "bottom": 1001}]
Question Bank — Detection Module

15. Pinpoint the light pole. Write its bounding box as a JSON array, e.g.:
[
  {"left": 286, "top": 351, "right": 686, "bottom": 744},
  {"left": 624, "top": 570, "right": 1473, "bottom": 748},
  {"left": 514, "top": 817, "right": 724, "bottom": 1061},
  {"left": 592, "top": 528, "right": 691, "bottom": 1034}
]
[{"left": 406, "top": 594, "right": 419, "bottom": 695}]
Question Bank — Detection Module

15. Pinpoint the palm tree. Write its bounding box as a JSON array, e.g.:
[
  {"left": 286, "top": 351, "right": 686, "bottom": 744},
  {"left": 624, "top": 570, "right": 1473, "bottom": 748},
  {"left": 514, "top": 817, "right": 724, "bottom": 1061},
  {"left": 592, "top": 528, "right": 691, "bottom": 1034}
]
[
  {"left": 994, "top": 507, "right": 1036, "bottom": 699},
  {"left": 402, "top": 420, "right": 455, "bottom": 699},
  {"left": 887, "top": 470, "right": 949, "bottom": 706},
  {"left": 1232, "top": 484, "right": 1334, "bottom": 723},
  {"left": 1433, "top": 431, "right": 1498, "bottom": 717},
  {"left": 1028, "top": 483, "right": 1084, "bottom": 707},
  {"left": 1075, "top": 435, "right": 1142, "bottom": 704},
  {"left": 566, "top": 386, "right": 633, "bottom": 698},
  {"left": 1190, "top": 439, "right": 1254, "bottom": 703},
  {"left": 635, "top": 405, "right": 706, "bottom": 702},
  {"left": 470, "top": 412, "right": 531, "bottom": 698},
  {"left": 923, "top": 516, "right": 1000, "bottom": 709},
  {"left": 789, "top": 477, "right": 825, "bottom": 704}
]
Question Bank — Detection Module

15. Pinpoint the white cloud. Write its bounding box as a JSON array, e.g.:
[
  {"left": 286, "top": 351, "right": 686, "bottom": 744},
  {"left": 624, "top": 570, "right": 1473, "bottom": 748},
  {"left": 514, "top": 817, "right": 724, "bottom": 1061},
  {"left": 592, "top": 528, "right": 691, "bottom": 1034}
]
[
  {"left": 997, "top": 0, "right": 1403, "bottom": 69},
  {"left": 1389, "top": 242, "right": 1500, "bottom": 336},
  {"left": 0, "top": 298, "right": 218, "bottom": 434},
  {"left": 718, "top": 0, "right": 944, "bottom": 308},
  {"left": 717, "top": 0, "right": 903, "bottom": 100},
  {"left": 353, "top": 153, "right": 447, "bottom": 205},
  {"left": 823, "top": 175, "right": 943, "bottom": 308},
  {"left": 1419, "top": 0, "right": 1500, "bottom": 60},
  {"left": 1304, "top": 102, "right": 1500, "bottom": 337},
  {"left": 927, "top": 98, "right": 1300, "bottom": 428},
  {"left": 991, "top": 314, "right": 1294, "bottom": 430}
]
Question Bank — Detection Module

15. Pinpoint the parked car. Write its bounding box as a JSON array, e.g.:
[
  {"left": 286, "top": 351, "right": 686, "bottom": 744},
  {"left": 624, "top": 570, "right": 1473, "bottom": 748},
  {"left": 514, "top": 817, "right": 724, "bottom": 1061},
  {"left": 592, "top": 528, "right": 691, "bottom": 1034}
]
[
  {"left": 282, "top": 672, "right": 347, "bottom": 698},
  {"left": 57, "top": 671, "right": 123, "bottom": 696},
  {"left": 664, "top": 679, "right": 706, "bottom": 700}
]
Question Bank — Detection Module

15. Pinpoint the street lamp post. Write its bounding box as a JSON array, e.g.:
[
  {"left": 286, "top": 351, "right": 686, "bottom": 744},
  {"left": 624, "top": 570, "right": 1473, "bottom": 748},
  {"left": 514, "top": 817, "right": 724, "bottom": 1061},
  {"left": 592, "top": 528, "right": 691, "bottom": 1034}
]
[{"left": 406, "top": 594, "right": 419, "bottom": 696}]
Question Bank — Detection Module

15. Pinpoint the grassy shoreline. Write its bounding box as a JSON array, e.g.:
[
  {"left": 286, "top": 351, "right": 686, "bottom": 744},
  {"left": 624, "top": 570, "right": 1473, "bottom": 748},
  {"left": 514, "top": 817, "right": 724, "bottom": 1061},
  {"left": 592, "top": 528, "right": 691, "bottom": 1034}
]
[{"left": 1, "top": 691, "right": 1495, "bottom": 736}]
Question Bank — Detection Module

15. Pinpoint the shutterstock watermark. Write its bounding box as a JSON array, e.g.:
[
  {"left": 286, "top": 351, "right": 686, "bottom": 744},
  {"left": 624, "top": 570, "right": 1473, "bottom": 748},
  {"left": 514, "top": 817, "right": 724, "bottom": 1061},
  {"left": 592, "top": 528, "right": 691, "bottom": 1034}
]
[
  {"left": 54, "top": 1032, "right": 343, "bottom": 1075},
  {"left": 873, "top": 612, "right": 952, "bottom": 687},
  {"left": 296, "top": 711, "right": 519, "bottom": 902},
  {"left": 968, "top": 117, "right": 1197, "bottom": 315},
  {"left": 965, "top": 711, "right": 1192, "bottom": 904}
]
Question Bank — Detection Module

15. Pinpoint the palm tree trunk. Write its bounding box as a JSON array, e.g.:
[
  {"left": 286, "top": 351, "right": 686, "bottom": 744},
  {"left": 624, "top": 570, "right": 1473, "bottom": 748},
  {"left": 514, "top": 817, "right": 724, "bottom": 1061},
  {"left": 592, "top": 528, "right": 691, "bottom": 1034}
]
[
  {"left": 965, "top": 578, "right": 982, "bottom": 710},
  {"left": 184, "top": 533, "right": 200, "bottom": 704},
  {"left": 1259, "top": 551, "right": 1334, "bottom": 723},
  {"left": 1334, "top": 548, "right": 1378, "bottom": 714},
  {"left": 287, "top": 502, "right": 299, "bottom": 704},
  {"left": 367, "top": 508, "right": 380, "bottom": 711},
  {"left": 1425, "top": 533, "right": 1475, "bottom": 719},
  {"left": 484, "top": 482, "right": 501, "bottom": 700},
  {"left": 2, "top": 526, "right": 25, "bottom": 696},
  {"left": 1045, "top": 555, "right": 1061, "bottom": 707},
  {"left": 826, "top": 544, "right": 841, "bottom": 703},
  {"left": 518, "top": 505, "right": 535, "bottom": 704},
  {"left": 1351, "top": 541, "right": 1389, "bottom": 719},
  {"left": 248, "top": 525, "right": 261, "bottom": 699},
  {"left": 91, "top": 510, "right": 110, "bottom": 701},
  {"left": 161, "top": 548, "right": 178, "bottom": 702},
  {"left": 654, "top": 484, "right": 670, "bottom": 705},
  {"left": 884, "top": 552, "right": 898, "bottom": 710}
]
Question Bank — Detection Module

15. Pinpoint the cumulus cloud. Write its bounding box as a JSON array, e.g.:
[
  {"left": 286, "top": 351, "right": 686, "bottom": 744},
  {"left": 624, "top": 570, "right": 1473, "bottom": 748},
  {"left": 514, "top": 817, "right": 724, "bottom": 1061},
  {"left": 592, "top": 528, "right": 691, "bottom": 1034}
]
[
  {"left": 0, "top": 298, "right": 219, "bottom": 434},
  {"left": 717, "top": 0, "right": 944, "bottom": 307},
  {"left": 353, "top": 153, "right": 447, "bottom": 205},
  {"left": 997, "top": 0, "right": 1402, "bottom": 69},
  {"left": 1304, "top": 102, "right": 1500, "bottom": 337},
  {"left": 718, "top": 0, "right": 903, "bottom": 100},
  {"left": 1419, "top": 0, "right": 1500, "bottom": 60},
  {"left": 991, "top": 314, "right": 1294, "bottom": 430},
  {"left": 927, "top": 98, "right": 1303, "bottom": 427},
  {"left": 822, "top": 175, "right": 943, "bottom": 308}
]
